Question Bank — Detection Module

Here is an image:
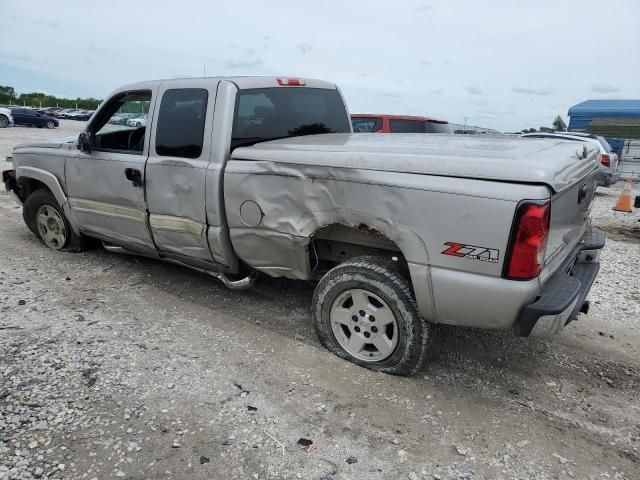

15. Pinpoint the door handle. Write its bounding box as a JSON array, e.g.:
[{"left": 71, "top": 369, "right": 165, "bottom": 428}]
[{"left": 124, "top": 168, "right": 143, "bottom": 187}]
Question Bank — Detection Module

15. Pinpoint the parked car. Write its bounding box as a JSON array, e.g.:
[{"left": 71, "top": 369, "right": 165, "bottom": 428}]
[
  {"left": 351, "top": 114, "right": 452, "bottom": 133},
  {"left": 67, "top": 110, "right": 91, "bottom": 120},
  {"left": 9, "top": 108, "right": 59, "bottom": 128},
  {"left": 108, "top": 113, "right": 138, "bottom": 125},
  {"left": 74, "top": 110, "right": 95, "bottom": 121},
  {"left": 65, "top": 110, "right": 84, "bottom": 120},
  {"left": 3, "top": 76, "right": 603, "bottom": 376},
  {"left": 127, "top": 115, "right": 147, "bottom": 127},
  {"left": 0, "top": 107, "right": 14, "bottom": 128},
  {"left": 42, "top": 107, "right": 65, "bottom": 116},
  {"left": 57, "top": 109, "right": 82, "bottom": 119},
  {"left": 521, "top": 132, "right": 620, "bottom": 186},
  {"left": 53, "top": 109, "right": 72, "bottom": 118}
]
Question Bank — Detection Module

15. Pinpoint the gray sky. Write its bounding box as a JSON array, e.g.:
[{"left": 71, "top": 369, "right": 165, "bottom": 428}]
[{"left": 1, "top": 0, "right": 639, "bottom": 131}]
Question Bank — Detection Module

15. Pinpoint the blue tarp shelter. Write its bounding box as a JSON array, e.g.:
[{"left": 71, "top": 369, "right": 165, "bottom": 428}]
[{"left": 568, "top": 99, "right": 640, "bottom": 131}]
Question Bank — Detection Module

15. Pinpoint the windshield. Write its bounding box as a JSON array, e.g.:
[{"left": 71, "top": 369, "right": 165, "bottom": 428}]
[{"left": 231, "top": 87, "right": 350, "bottom": 149}]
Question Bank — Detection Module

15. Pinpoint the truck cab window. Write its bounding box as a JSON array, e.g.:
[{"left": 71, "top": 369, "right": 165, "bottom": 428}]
[
  {"left": 155, "top": 88, "right": 208, "bottom": 159},
  {"left": 93, "top": 91, "right": 151, "bottom": 154},
  {"left": 231, "top": 88, "right": 350, "bottom": 149}
]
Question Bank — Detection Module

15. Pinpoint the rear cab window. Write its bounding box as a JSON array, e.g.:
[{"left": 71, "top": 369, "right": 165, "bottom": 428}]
[
  {"left": 231, "top": 87, "right": 350, "bottom": 149},
  {"left": 155, "top": 88, "right": 208, "bottom": 159}
]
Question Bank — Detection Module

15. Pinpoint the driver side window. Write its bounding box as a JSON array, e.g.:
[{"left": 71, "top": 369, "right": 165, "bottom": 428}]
[{"left": 92, "top": 91, "right": 151, "bottom": 155}]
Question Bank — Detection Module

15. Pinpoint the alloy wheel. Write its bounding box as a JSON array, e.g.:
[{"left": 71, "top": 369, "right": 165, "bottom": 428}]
[
  {"left": 36, "top": 204, "right": 67, "bottom": 250},
  {"left": 330, "top": 288, "right": 399, "bottom": 362}
]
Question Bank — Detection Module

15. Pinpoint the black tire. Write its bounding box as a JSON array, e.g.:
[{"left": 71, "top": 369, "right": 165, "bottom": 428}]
[
  {"left": 46, "top": 120, "right": 55, "bottom": 129},
  {"left": 0, "top": 115, "right": 8, "bottom": 128},
  {"left": 312, "top": 256, "right": 430, "bottom": 376},
  {"left": 23, "top": 189, "right": 87, "bottom": 252}
]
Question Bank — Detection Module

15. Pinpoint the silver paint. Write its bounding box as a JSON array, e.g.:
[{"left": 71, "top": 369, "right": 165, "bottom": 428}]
[
  {"left": 145, "top": 78, "right": 219, "bottom": 263},
  {"left": 7, "top": 76, "right": 600, "bottom": 332}
]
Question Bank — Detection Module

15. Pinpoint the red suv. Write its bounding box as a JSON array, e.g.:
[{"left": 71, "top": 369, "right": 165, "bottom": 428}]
[{"left": 351, "top": 114, "right": 452, "bottom": 133}]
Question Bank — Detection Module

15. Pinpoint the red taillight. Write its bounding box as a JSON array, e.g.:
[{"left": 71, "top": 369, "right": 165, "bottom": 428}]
[
  {"left": 504, "top": 201, "right": 551, "bottom": 280},
  {"left": 600, "top": 153, "right": 610, "bottom": 167},
  {"left": 276, "top": 78, "right": 306, "bottom": 86}
]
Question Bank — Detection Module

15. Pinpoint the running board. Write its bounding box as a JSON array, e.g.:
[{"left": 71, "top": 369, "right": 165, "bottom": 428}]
[{"left": 102, "top": 242, "right": 256, "bottom": 290}]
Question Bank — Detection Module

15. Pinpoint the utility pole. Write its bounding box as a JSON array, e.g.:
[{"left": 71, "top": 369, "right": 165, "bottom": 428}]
[{"left": 203, "top": 64, "right": 206, "bottom": 77}]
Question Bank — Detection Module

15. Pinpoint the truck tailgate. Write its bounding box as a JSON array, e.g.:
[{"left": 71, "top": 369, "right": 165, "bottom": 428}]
[{"left": 539, "top": 162, "right": 599, "bottom": 284}]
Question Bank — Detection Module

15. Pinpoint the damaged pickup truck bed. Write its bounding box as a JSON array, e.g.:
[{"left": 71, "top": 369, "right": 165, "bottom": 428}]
[{"left": 2, "top": 76, "right": 604, "bottom": 375}]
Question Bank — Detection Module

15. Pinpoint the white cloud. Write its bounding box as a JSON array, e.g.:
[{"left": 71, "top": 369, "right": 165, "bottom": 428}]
[
  {"left": 296, "top": 44, "right": 313, "bottom": 55},
  {"left": 1, "top": 0, "right": 638, "bottom": 131},
  {"left": 591, "top": 83, "right": 620, "bottom": 94},
  {"left": 466, "top": 86, "right": 485, "bottom": 96},
  {"left": 225, "top": 58, "right": 263, "bottom": 69},
  {"left": 512, "top": 87, "right": 554, "bottom": 96}
]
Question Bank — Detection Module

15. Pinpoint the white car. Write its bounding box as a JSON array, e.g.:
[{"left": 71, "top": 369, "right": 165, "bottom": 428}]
[
  {"left": 522, "top": 132, "right": 620, "bottom": 186},
  {"left": 0, "top": 107, "right": 14, "bottom": 128},
  {"left": 127, "top": 116, "right": 147, "bottom": 127}
]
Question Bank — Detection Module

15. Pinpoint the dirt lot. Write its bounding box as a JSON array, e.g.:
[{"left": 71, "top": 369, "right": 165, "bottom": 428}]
[{"left": 1, "top": 123, "right": 639, "bottom": 480}]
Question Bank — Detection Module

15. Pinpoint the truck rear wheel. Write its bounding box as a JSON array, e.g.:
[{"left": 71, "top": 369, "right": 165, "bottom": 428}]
[
  {"left": 23, "top": 189, "right": 87, "bottom": 252},
  {"left": 312, "top": 256, "right": 430, "bottom": 376}
]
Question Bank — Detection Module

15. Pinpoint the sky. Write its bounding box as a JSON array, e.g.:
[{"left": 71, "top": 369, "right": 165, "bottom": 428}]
[{"left": 1, "top": 0, "right": 639, "bottom": 132}]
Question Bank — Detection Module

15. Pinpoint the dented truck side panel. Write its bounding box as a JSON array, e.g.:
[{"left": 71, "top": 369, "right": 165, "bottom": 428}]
[{"left": 223, "top": 159, "right": 552, "bottom": 326}]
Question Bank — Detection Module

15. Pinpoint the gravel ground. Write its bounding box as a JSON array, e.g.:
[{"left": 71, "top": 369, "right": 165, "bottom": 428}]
[{"left": 1, "top": 123, "right": 639, "bottom": 480}]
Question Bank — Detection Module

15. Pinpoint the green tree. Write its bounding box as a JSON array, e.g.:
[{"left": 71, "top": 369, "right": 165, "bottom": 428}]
[
  {"left": 0, "top": 86, "right": 16, "bottom": 99},
  {"left": 0, "top": 85, "right": 102, "bottom": 109},
  {"left": 552, "top": 115, "right": 567, "bottom": 132}
]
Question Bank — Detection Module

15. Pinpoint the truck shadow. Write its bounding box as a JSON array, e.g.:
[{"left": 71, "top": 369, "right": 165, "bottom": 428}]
[{"left": 110, "top": 251, "right": 637, "bottom": 395}]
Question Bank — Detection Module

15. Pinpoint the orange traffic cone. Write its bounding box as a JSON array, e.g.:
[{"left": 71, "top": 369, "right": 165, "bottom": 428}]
[{"left": 612, "top": 179, "right": 634, "bottom": 213}]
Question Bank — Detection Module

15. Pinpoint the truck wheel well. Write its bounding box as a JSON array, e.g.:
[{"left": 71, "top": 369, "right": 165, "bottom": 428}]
[
  {"left": 16, "top": 178, "right": 50, "bottom": 202},
  {"left": 309, "top": 224, "right": 407, "bottom": 278}
]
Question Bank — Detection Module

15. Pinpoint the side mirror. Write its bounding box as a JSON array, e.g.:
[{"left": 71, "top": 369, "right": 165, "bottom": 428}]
[{"left": 78, "top": 131, "right": 92, "bottom": 153}]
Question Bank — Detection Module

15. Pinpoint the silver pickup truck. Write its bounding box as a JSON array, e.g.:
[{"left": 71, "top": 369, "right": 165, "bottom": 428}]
[{"left": 2, "top": 76, "right": 604, "bottom": 375}]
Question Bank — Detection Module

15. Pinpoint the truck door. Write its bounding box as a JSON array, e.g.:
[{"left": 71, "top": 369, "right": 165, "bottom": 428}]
[
  {"left": 66, "top": 90, "right": 157, "bottom": 256},
  {"left": 145, "top": 81, "right": 218, "bottom": 265}
]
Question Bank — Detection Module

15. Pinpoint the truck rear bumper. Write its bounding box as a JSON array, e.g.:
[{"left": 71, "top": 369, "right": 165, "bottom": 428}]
[{"left": 515, "top": 228, "right": 605, "bottom": 337}]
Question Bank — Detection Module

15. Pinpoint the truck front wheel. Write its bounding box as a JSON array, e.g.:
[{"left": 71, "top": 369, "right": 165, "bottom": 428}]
[
  {"left": 312, "top": 256, "right": 430, "bottom": 376},
  {"left": 23, "top": 189, "right": 87, "bottom": 252}
]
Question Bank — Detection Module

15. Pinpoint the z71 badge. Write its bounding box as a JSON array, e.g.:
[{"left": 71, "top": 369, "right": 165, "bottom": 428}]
[{"left": 442, "top": 242, "right": 499, "bottom": 264}]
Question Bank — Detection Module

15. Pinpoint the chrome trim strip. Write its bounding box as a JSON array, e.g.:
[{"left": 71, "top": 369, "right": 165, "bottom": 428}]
[
  {"left": 149, "top": 214, "right": 204, "bottom": 236},
  {"left": 69, "top": 198, "right": 145, "bottom": 222}
]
